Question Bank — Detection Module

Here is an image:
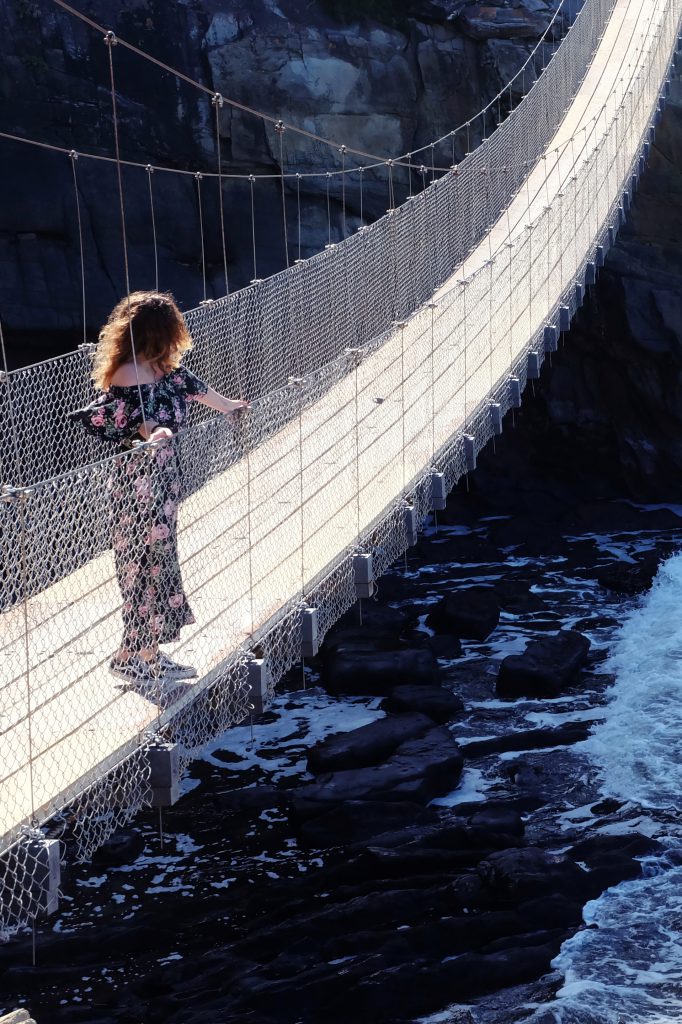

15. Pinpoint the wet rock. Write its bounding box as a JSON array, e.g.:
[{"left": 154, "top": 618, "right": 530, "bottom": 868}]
[
  {"left": 568, "top": 832, "right": 662, "bottom": 892},
  {"left": 298, "top": 799, "right": 439, "bottom": 847},
  {"left": 213, "top": 785, "right": 287, "bottom": 814},
  {"left": 428, "top": 633, "right": 464, "bottom": 660},
  {"left": 381, "top": 683, "right": 465, "bottom": 723},
  {"left": 323, "top": 648, "right": 438, "bottom": 696},
  {"left": 293, "top": 727, "right": 463, "bottom": 814},
  {"left": 460, "top": 721, "right": 591, "bottom": 757},
  {"left": 477, "top": 847, "right": 587, "bottom": 900},
  {"left": 90, "top": 830, "right": 145, "bottom": 866},
  {"left": 415, "top": 533, "right": 503, "bottom": 566},
  {"left": 427, "top": 586, "right": 500, "bottom": 640},
  {"left": 496, "top": 630, "right": 591, "bottom": 697},
  {"left": 595, "top": 554, "right": 660, "bottom": 595},
  {"left": 519, "top": 894, "right": 584, "bottom": 930},
  {"left": 468, "top": 805, "right": 525, "bottom": 838},
  {"left": 307, "top": 712, "right": 433, "bottom": 774}
]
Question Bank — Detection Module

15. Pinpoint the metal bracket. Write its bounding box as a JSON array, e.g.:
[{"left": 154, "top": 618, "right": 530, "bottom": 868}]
[
  {"left": 147, "top": 741, "right": 180, "bottom": 807},
  {"left": 509, "top": 377, "right": 522, "bottom": 408},
  {"left": 527, "top": 351, "right": 541, "bottom": 380},
  {"left": 559, "top": 305, "right": 571, "bottom": 331},
  {"left": 585, "top": 261, "right": 597, "bottom": 286},
  {"left": 431, "top": 472, "right": 446, "bottom": 511},
  {"left": 490, "top": 402, "right": 503, "bottom": 436},
  {"left": 247, "top": 658, "right": 269, "bottom": 716},
  {"left": 544, "top": 324, "right": 558, "bottom": 353},
  {"left": 353, "top": 552, "right": 375, "bottom": 599},
  {"left": 463, "top": 434, "right": 476, "bottom": 473},
  {"left": 404, "top": 503, "right": 418, "bottom": 547},
  {"left": 25, "top": 837, "right": 61, "bottom": 917},
  {"left": 300, "top": 606, "right": 320, "bottom": 659}
]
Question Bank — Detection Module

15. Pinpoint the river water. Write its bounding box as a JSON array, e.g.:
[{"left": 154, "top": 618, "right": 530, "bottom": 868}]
[
  {"left": 4, "top": 508, "right": 682, "bottom": 1022},
  {"left": 520, "top": 551, "right": 682, "bottom": 1024}
]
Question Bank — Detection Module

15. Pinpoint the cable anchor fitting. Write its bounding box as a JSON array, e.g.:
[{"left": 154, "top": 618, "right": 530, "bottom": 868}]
[
  {"left": 68, "top": 149, "right": 79, "bottom": 162},
  {"left": 145, "top": 164, "right": 154, "bottom": 175},
  {"left": 103, "top": 30, "right": 117, "bottom": 46},
  {"left": 212, "top": 92, "right": 224, "bottom": 108},
  {"left": 274, "top": 119, "right": 285, "bottom": 134}
]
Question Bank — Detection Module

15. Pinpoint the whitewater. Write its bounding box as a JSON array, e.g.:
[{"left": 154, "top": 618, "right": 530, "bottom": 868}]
[{"left": 524, "top": 551, "right": 682, "bottom": 1023}]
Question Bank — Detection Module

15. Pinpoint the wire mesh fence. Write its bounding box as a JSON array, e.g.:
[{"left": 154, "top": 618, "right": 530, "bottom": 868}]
[
  {"left": 1, "top": 0, "right": 611, "bottom": 493},
  {"left": 1, "top": 0, "right": 680, "bottom": 939}
]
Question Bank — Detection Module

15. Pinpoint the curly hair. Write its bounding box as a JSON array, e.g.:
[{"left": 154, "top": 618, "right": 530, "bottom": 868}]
[{"left": 93, "top": 291, "right": 192, "bottom": 391}]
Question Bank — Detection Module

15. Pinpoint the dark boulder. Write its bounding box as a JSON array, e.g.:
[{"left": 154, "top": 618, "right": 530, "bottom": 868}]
[
  {"left": 381, "top": 684, "right": 465, "bottom": 723},
  {"left": 478, "top": 847, "right": 587, "bottom": 900},
  {"left": 298, "top": 800, "right": 439, "bottom": 847},
  {"left": 293, "top": 727, "right": 463, "bottom": 814},
  {"left": 428, "top": 633, "right": 464, "bottom": 660},
  {"left": 595, "top": 554, "right": 660, "bottom": 595},
  {"left": 307, "top": 712, "right": 433, "bottom": 774},
  {"left": 497, "top": 630, "right": 591, "bottom": 697},
  {"left": 91, "top": 830, "right": 145, "bottom": 866},
  {"left": 468, "top": 805, "right": 525, "bottom": 838},
  {"left": 323, "top": 649, "right": 438, "bottom": 696},
  {"left": 461, "top": 721, "right": 591, "bottom": 757},
  {"left": 426, "top": 586, "right": 500, "bottom": 640},
  {"left": 322, "top": 603, "right": 411, "bottom": 659}
]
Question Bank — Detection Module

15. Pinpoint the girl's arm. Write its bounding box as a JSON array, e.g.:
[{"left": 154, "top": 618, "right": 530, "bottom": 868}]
[{"left": 197, "top": 387, "right": 250, "bottom": 415}]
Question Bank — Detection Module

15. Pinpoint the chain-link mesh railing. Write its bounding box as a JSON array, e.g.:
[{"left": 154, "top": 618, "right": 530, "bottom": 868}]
[
  {"left": 2, "top": 0, "right": 679, "bottom": 939},
  {"left": 0, "top": 0, "right": 612, "bottom": 494}
]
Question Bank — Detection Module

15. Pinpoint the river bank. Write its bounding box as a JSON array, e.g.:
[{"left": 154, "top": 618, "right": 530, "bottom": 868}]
[{"left": 2, "top": 431, "right": 682, "bottom": 1022}]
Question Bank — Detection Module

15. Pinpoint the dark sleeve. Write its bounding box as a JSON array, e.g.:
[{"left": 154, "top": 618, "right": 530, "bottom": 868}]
[
  {"left": 172, "top": 366, "right": 209, "bottom": 401},
  {"left": 70, "top": 393, "right": 146, "bottom": 443}
]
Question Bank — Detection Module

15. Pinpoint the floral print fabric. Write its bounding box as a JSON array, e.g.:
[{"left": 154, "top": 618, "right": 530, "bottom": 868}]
[
  {"left": 71, "top": 365, "right": 209, "bottom": 653},
  {"left": 71, "top": 365, "right": 208, "bottom": 445}
]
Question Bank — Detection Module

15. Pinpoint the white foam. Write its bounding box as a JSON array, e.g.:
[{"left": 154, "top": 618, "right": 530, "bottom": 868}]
[
  {"left": 524, "top": 551, "right": 682, "bottom": 1023},
  {"left": 430, "top": 766, "right": 491, "bottom": 807},
  {"left": 525, "top": 848, "right": 682, "bottom": 1023},
  {"left": 201, "top": 690, "right": 383, "bottom": 781},
  {"left": 583, "top": 551, "right": 682, "bottom": 810}
]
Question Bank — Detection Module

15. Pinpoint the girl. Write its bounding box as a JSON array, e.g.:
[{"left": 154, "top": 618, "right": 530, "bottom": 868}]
[{"left": 72, "top": 290, "right": 247, "bottom": 688}]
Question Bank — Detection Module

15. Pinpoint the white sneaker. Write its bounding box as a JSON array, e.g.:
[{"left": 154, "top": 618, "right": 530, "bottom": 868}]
[
  {"left": 158, "top": 652, "right": 197, "bottom": 680},
  {"left": 109, "top": 655, "right": 160, "bottom": 685}
]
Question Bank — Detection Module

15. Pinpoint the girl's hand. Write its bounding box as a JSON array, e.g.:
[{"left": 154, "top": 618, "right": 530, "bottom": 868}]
[
  {"left": 149, "top": 426, "right": 173, "bottom": 443},
  {"left": 225, "top": 398, "right": 251, "bottom": 423}
]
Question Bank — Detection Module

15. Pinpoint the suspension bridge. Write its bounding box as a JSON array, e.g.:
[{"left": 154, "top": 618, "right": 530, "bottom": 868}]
[{"left": 0, "top": 0, "right": 680, "bottom": 934}]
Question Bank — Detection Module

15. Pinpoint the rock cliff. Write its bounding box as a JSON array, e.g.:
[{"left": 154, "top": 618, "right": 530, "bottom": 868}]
[{"left": 0, "top": 0, "right": 556, "bottom": 353}]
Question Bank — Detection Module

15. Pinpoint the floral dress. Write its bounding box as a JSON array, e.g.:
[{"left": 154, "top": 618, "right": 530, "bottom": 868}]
[{"left": 71, "top": 366, "right": 208, "bottom": 654}]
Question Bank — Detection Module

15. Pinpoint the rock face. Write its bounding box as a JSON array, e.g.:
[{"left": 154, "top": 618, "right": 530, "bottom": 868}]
[{"left": 0, "top": 0, "right": 554, "bottom": 356}]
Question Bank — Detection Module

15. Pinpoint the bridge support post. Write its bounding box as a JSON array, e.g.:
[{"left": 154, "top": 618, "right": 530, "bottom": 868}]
[
  {"left": 353, "top": 553, "right": 375, "bottom": 599},
  {"left": 596, "top": 245, "right": 606, "bottom": 267},
  {"left": 431, "top": 472, "right": 446, "bottom": 511},
  {"left": 23, "top": 837, "right": 61, "bottom": 918},
  {"left": 575, "top": 282, "right": 584, "bottom": 308},
  {"left": 527, "top": 352, "right": 540, "bottom": 380},
  {"left": 463, "top": 435, "right": 476, "bottom": 473},
  {"left": 404, "top": 504, "right": 418, "bottom": 546},
  {"left": 509, "top": 377, "right": 522, "bottom": 408},
  {"left": 247, "top": 658, "right": 269, "bottom": 716},
  {"left": 544, "top": 325, "right": 558, "bottom": 353},
  {"left": 559, "top": 305, "right": 571, "bottom": 331},
  {"left": 490, "top": 403, "right": 503, "bottom": 436},
  {"left": 301, "top": 606, "right": 320, "bottom": 659},
  {"left": 147, "top": 741, "right": 180, "bottom": 807}
]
